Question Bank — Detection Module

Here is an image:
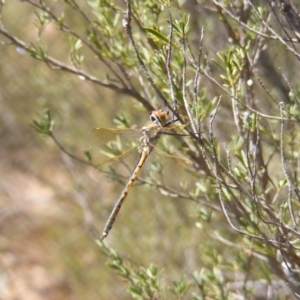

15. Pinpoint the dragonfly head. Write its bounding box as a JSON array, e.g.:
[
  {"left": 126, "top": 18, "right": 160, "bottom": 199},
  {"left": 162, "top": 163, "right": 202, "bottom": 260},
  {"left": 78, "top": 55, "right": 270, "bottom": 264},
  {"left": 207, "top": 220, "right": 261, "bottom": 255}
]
[{"left": 149, "top": 110, "right": 170, "bottom": 127}]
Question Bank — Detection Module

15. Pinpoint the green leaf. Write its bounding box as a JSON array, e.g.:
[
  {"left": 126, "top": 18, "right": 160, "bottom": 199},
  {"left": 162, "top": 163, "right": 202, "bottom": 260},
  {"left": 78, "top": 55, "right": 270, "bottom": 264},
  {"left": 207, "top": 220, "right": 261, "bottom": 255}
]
[
  {"left": 144, "top": 27, "right": 180, "bottom": 50},
  {"left": 31, "top": 109, "right": 54, "bottom": 135}
]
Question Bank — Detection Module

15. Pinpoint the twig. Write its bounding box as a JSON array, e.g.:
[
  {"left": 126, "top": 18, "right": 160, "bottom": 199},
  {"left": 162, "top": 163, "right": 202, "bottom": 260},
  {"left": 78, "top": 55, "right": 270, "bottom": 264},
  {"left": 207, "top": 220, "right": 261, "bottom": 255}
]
[
  {"left": 49, "top": 132, "right": 93, "bottom": 167},
  {"left": 181, "top": 33, "right": 197, "bottom": 136},
  {"left": 0, "top": 25, "right": 153, "bottom": 111},
  {"left": 279, "top": 102, "right": 298, "bottom": 228},
  {"left": 193, "top": 27, "right": 204, "bottom": 135},
  {"left": 166, "top": 5, "right": 176, "bottom": 110}
]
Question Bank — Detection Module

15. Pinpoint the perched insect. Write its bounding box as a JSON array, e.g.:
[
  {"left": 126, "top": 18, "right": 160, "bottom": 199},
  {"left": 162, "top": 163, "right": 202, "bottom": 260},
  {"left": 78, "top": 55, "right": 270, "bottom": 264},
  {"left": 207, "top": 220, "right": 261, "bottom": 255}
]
[{"left": 93, "top": 110, "right": 191, "bottom": 241}]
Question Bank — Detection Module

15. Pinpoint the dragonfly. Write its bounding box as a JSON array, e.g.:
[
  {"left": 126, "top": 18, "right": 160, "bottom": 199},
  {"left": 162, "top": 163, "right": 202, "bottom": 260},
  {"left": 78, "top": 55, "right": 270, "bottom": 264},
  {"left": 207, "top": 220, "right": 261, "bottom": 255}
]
[{"left": 92, "top": 109, "right": 191, "bottom": 241}]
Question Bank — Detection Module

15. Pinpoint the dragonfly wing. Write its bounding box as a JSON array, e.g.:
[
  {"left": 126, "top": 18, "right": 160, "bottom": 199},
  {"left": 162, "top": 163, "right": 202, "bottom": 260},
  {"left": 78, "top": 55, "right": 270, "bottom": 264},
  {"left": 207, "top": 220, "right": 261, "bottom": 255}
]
[
  {"left": 92, "top": 128, "right": 141, "bottom": 146},
  {"left": 140, "top": 146, "right": 193, "bottom": 194},
  {"left": 160, "top": 124, "right": 188, "bottom": 136},
  {"left": 91, "top": 128, "right": 141, "bottom": 163},
  {"left": 94, "top": 146, "right": 142, "bottom": 183}
]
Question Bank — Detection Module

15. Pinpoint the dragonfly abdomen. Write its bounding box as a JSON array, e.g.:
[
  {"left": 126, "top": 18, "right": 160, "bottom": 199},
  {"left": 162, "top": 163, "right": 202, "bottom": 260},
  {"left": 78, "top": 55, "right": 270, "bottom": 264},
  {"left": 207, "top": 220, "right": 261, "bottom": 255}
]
[{"left": 100, "top": 149, "right": 149, "bottom": 241}]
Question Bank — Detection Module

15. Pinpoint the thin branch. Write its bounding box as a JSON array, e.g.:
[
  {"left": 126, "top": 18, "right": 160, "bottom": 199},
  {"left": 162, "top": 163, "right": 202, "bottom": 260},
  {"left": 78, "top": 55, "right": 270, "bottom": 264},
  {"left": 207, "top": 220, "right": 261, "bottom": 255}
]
[
  {"left": 193, "top": 27, "right": 204, "bottom": 134},
  {"left": 279, "top": 102, "right": 298, "bottom": 228},
  {"left": 181, "top": 35, "right": 197, "bottom": 136},
  {"left": 248, "top": 0, "right": 300, "bottom": 61},
  {"left": 49, "top": 132, "right": 93, "bottom": 167},
  {"left": 166, "top": 5, "right": 176, "bottom": 110},
  {"left": 0, "top": 26, "right": 153, "bottom": 111},
  {"left": 123, "top": 0, "right": 168, "bottom": 106},
  {"left": 25, "top": 0, "right": 132, "bottom": 90}
]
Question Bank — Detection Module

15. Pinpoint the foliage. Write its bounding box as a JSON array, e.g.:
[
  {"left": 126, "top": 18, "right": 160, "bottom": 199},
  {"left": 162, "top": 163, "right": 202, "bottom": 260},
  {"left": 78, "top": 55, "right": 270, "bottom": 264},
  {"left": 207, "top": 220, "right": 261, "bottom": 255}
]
[{"left": 1, "top": 0, "right": 300, "bottom": 299}]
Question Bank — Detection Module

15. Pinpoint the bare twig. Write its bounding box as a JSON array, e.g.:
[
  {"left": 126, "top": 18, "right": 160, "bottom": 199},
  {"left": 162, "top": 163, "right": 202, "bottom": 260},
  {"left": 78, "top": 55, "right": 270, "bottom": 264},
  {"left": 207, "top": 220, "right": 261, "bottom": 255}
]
[
  {"left": 279, "top": 102, "right": 298, "bottom": 228},
  {"left": 181, "top": 33, "right": 197, "bottom": 136},
  {"left": 166, "top": 5, "right": 176, "bottom": 110},
  {"left": 193, "top": 27, "right": 205, "bottom": 135}
]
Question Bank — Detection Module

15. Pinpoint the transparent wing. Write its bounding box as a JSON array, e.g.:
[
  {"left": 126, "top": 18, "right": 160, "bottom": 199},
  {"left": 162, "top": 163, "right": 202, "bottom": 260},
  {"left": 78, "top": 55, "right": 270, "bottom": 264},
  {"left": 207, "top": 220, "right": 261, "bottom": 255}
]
[
  {"left": 91, "top": 124, "right": 187, "bottom": 154},
  {"left": 91, "top": 127, "right": 141, "bottom": 163},
  {"left": 159, "top": 124, "right": 188, "bottom": 136},
  {"left": 143, "top": 147, "right": 193, "bottom": 194},
  {"left": 92, "top": 124, "right": 187, "bottom": 146},
  {"left": 92, "top": 125, "right": 193, "bottom": 195},
  {"left": 92, "top": 127, "right": 141, "bottom": 147},
  {"left": 94, "top": 144, "right": 192, "bottom": 194},
  {"left": 94, "top": 146, "right": 142, "bottom": 182}
]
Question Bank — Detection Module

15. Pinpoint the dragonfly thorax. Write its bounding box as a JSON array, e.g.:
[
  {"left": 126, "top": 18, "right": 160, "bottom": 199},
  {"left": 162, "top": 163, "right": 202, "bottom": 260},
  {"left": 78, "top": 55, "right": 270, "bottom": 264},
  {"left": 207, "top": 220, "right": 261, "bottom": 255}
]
[{"left": 139, "top": 125, "right": 162, "bottom": 153}]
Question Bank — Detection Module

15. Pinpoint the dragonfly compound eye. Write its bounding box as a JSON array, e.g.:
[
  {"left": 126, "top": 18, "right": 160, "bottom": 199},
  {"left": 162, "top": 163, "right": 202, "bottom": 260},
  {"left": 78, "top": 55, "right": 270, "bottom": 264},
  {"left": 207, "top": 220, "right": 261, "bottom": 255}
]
[{"left": 150, "top": 114, "right": 157, "bottom": 123}]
